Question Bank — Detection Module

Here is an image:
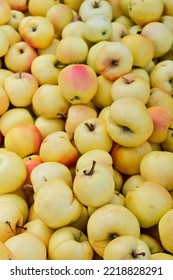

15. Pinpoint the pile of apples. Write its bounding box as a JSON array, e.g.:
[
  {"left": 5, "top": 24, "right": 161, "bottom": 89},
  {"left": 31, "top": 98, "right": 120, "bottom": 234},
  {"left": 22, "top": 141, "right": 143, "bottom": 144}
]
[{"left": 1, "top": 0, "right": 173, "bottom": 261}]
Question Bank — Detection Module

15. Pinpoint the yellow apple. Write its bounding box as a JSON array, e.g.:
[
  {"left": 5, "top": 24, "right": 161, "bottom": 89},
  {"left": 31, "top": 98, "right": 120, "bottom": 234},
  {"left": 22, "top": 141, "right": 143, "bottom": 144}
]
[
  {"left": 140, "top": 150, "right": 173, "bottom": 191},
  {"left": 0, "top": 0, "right": 11, "bottom": 25},
  {"left": 0, "top": 24, "right": 21, "bottom": 46},
  {"left": 95, "top": 41, "right": 133, "bottom": 80},
  {"left": 28, "top": 0, "right": 60, "bottom": 16},
  {"left": 111, "top": 73, "right": 151, "bottom": 104},
  {"left": 121, "top": 34, "right": 154, "bottom": 68},
  {"left": 4, "top": 41, "right": 38, "bottom": 72},
  {"left": 122, "top": 174, "right": 144, "bottom": 196},
  {"left": 0, "top": 85, "right": 9, "bottom": 116},
  {"left": 140, "top": 233, "right": 163, "bottom": 254},
  {"left": 111, "top": 141, "right": 152, "bottom": 175},
  {"left": 48, "top": 226, "right": 94, "bottom": 260},
  {"left": 106, "top": 97, "right": 154, "bottom": 147},
  {"left": 103, "top": 235, "right": 151, "bottom": 260},
  {"left": 0, "top": 241, "right": 14, "bottom": 260},
  {"left": 151, "top": 252, "right": 173, "bottom": 260},
  {"left": 162, "top": 0, "right": 173, "bottom": 16},
  {"left": 109, "top": 21, "right": 128, "bottom": 42},
  {"left": 0, "top": 69, "right": 13, "bottom": 87},
  {"left": 69, "top": 205, "right": 89, "bottom": 234},
  {"left": 35, "top": 116, "right": 65, "bottom": 139},
  {"left": 4, "top": 72, "right": 39, "bottom": 107},
  {"left": 5, "top": 0, "right": 28, "bottom": 11},
  {"left": 161, "top": 122, "right": 173, "bottom": 152},
  {"left": 158, "top": 209, "right": 173, "bottom": 253},
  {"left": 108, "top": 0, "right": 123, "bottom": 19},
  {"left": 86, "top": 41, "right": 107, "bottom": 74},
  {"left": 63, "top": 0, "right": 84, "bottom": 11},
  {"left": 87, "top": 203, "right": 140, "bottom": 257},
  {"left": 58, "top": 64, "right": 98, "bottom": 104},
  {"left": 0, "top": 107, "right": 34, "bottom": 137},
  {"left": 4, "top": 232, "right": 47, "bottom": 260},
  {"left": 34, "top": 178, "right": 82, "bottom": 229},
  {"left": 0, "top": 27, "right": 9, "bottom": 58},
  {"left": 38, "top": 38, "right": 59, "bottom": 55},
  {"left": 125, "top": 181, "right": 173, "bottom": 228},
  {"left": 120, "top": 0, "right": 131, "bottom": 16},
  {"left": 0, "top": 149, "right": 27, "bottom": 194},
  {"left": 7, "top": 9, "right": 25, "bottom": 30},
  {"left": 115, "top": 14, "right": 134, "bottom": 28}
]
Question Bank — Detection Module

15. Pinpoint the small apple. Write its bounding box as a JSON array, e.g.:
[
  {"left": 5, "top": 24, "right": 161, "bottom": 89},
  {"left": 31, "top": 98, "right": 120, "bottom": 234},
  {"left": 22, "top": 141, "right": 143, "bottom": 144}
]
[
  {"left": 48, "top": 226, "right": 94, "bottom": 260},
  {"left": 5, "top": 0, "right": 28, "bottom": 11},
  {"left": 140, "top": 233, "right": 163, "bottom": 254},
  {"left": 109, "top": 21, "right": 128, "bottom": 42},
  {"left": 151, "top": 253, "right": 173, "bottom": 260},
  {"left": 34, "top": 178, "right": 82, "bottom": 229},
  {"left": 86, "top": 41, "right": 107, "bottom": 74},
  {"left": 7, "top": 9, "right": 25, "bottom": 30},
  {"left": 106, "top": 97, "right": 154, "bottom": 147},
  {"left": 4, "top": 72, "right": 39, "bottom": 107},
  {"left": 4, "top": 124, "right": 43, "bottom": 159},
  {"left": 95, "top": 41, "right": 133, "bottom": 80},
  {"left": 103, "top": 235, "right": 151, "bottom": 260},
  {"left": 58, "top": 64, "right": 98, "bottom": 104},
  {"left": 121, "top": 174, "right": 144, "bottom": 196},
  {"left": 0, "top": 24, "right": 21, "bottom": 46},
  {"left": 4, "top": 41, "right": 38, "bottom": 72}
]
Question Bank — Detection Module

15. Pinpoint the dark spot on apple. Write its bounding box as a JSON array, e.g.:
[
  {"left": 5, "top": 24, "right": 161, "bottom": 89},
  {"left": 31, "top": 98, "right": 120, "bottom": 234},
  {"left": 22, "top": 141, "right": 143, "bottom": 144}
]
[{"left": 102, "top": 31, "right": 107, "bottom": 36}]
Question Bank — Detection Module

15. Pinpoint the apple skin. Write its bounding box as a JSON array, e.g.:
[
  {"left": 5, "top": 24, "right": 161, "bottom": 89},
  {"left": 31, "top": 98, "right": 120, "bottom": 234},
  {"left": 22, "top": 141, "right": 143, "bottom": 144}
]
[
  {"left": 39, "top": 131, "right": 79, "bottom": 168},
  {"left": 87, "top": 203, "right": 140, "bottom": 257},
  {"left": 35, "top": 116, "right": 65, "bottom": 139},
  {"left": 111, "top": 141, "right": 152, "bottom": 176},
  {"left": 125, "top": 180, "right": 173, "bottom": 228},
  {"left": 4, "top": 41, "right": 38, "bottom": 73},
  {"left": 5, "top": 0, "right": 28, "bottom": 11},
  {"left": 151, "top": 253, "right": 173, "bottom": 260},
  {"left": 4, "top": 124, "right": 43, "bottom": 159},
  {"left": 140, "top": 233, "right": 163, "bottom": 254},
  {"left": 103, "top": 235, "right": 151, "bottom": 260},
  {"left": 0, "top": 27, "right": 9, "bottom": 58},
  {"left": 86, "top": 41, "right": 107, "bottom": 74},
  {"left": 7, "top": 9, "right": 25, "bottom": 30},
  {"left": 0, "top": 241, "right": 14, "bottom": 260},
  {"left": 140, "top": 150, "right": 173, "bottom": 191},
  {"left": 0, "top": 0, "right": 11, "bottom": 25},
  {"left": 23, "top": 154, "right": 43, "bottom": 185},
  {"left": 0, "top": 85, "right": 9, "bottom": 116},
  {"left": 106, "top": 97, "right": 154, "bottom": 147},
  {"left": 0, "top": 24, "right": 21, "bottom": 46},
  {"left": 161, "top": 122, "right": 173, "bottom": 152},
  {"left": 28, "top": 0, "right": 60, "bottom": 16},
  {"left": 95, "top": 41, "right": 133, "bottom": 80},
  {"left": 58, "top": 64, "right": 98, "bottom": 104},
  {"left": 48, "top": 226, "right": 94, "bottom": 260},
  {"left": 158, "top": 209, "right": 173, "bottom": 254},
  {"left": 147, "top": 106, "right": 173, "bottom": 143}
]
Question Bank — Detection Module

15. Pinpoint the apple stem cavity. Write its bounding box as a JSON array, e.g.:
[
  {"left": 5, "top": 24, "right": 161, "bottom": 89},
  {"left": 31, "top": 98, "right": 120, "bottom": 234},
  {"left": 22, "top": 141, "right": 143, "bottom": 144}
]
[
  {"left": 83, "top": 160, "right": 96, "bottom": 176},
  {"left": 5, "top": 221, "right": 15, "bottom": 236},
  {"left": 122, "top": 76, "right": 135, "bottom": 84},
  {"left": 93, "top": 1, "right": 100, "bottom": 8},
  {"left": 84, "top": 122, "right": 95, "bottom": 131},
  {"left": 132, "top": 251, "right": 145, "bottom": 258}
]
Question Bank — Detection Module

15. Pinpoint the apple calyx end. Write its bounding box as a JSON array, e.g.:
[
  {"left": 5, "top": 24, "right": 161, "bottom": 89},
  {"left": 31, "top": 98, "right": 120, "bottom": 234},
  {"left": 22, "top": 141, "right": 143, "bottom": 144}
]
[{"left": 83, "top": 160, "right": 96, "bottom": 176}]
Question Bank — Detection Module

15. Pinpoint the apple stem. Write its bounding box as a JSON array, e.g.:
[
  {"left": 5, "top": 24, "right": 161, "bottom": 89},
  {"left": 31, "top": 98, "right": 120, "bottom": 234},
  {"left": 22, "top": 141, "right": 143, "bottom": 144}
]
[
  {"left": 5, "top": 221, "right": 15, "bottom": 236},
  {"left": 84, "top": 122, "right": 95, "bottom": 131},
  {"left": 17, "top": 225, "right": 27, "bottom": 231},
  {"left": 83, "top": 160, "right": 96, "bottom": 176},
  {"left": 168, "top": 127, "right": 173, "bottom": 131},
  {"left": 56, "top": 112, "right": 67, "bottom": 119},
  {"left": 93, "top": 1, "right": 99, "bottom": 8},
  {"left": 132, "top": 251, "right": 145, "bottom": 258}
]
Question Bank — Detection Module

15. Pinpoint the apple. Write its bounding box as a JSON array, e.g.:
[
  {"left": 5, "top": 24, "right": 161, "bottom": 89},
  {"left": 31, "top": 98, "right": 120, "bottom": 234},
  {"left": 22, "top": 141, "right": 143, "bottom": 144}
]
[
  {"left": 5, "top": 0, "right": 28, "bottom": 11},
  {"left": 140, "top": 233, "right": 163, "bottom": 254},
  {"left": 151, "top": 252, "right": 173, "bottom": 260},
  {"left": 20, "top": 16, "right": 55, "bottom": 49},
  {"left": 27, "top": 204, "right": 38, "bottom": 222},
  {"left": 35, "top": 116, "right": 65, "bottom": 139},
  {"left": 31, "top": 54, "right": 65, "bottom": 85},
  {"left": 62, "top": 20, "right": 86, "bottom": 40},
  {"left": 0, "top": 241, "right": 14, "bottom": 260},
  {"left": 162, "top": 0, "right": 173, "bottom": 16},
  {"left": 30, "top": 161, "right": 73, "bottom": 194},
  {"left": 161, "top": 122, "right": 173, "bottom": 152},
  {"left": 111, "top": 141, "right": 152, "bottom": 176},
  {"left": 46, "top": 3, "right": 74, "bottom": 38},
  {"left": 58, "top": 63, "right": 98, "bottom": 104},
  {"left": 63, "top": 0, "right": 84, "bottom": 11},
  {"left": 106, "top": 97, "right": 154, "bottom": 147},
  {"left": 150, "top": 60, "right": 173, "bottom": 95},
  {"left": 147, "top": 87, "right": 173, "bottom": 115},
  {"left": 74, "top": 117, "right": 113, "bottom": 154},
  {"left": 160, "top": 15, "right": 173, "bottom": 35},
  {"left": 83, "top": 15, "right": 112, "bottom": 43},
  {"left": 38, "top": 38, "right": 59, "bottom": 56},
  {"left": 4, "top": 72, "right": 39, "bottom": 107},
  {"left": 130, "top": 67, "right": 150, "bottom": 83},
  {"left": 4, "top": 124, "right": 43, "bottom": 158},
  {"left": 121, "top": 34, "right": 154, "bottom": 68},
  {"left": 0, "top": 107, "right": 34, "bottom": 137},
  {"left": 0, "top": 149, "right": 27, "bottom": 194},
  {"left": 0, "top": 69, "right": 13, "bottom": 87},
  {"left": 0, "top": 201, "right": 24, "bottom": 242},
  {"left": 4, "top": 41, "right": 38, "bottom": 73},
  {"left": 34, "top": 178, "right": 82, "bottom": 228},
  {"left": 111, "top": 73, "right": 151, "bottom": 104},
  {"left": 32, "top": 84, "right": 70, "bottom": 118},
  {"left": 65, "top": 104, "right": 97, "bottom": 140},
  {"left": 125, "top": 180, "right": 173, "bottom": 228},
  {"left": 158, "top": 209, "right": 173, "bottom": 253},
  {"left": 22, "top": 154, "right": 42, "bottom": 185},
  {"left": 4, "top": 232, "right": 47, "bottom": 260},
  {"left": 79, "top": 0, "right": 113, "bottom": 22},
  {"left": 87, "top": 203, "right": 140, "bottom": 257},
  {"left": 21, "top": 219, "right": 54, "bottom": 248},
  {"left": 0, "top": 85, "right": 9, "bottom": 116},
  {"left": 69, "top": 205, "right": 89, "bottom": 234},
  {"left": 73, "top": 161, "right": 115, "bottom": 207},
  {"left": 0, "top": 24, "right": 21, "bottom": 46},
  {"left": 120, "top": 0, "right": 131, "bottom": 16},
  {"left": 0, "top": 27, "right": 9, "bottom": 58},
  {"left": 56, "top": 36, "right": 88, "bottom": 64},
  {"left": 92, "top": 74, "right": 114, "bottom": 109},
  {"left": 103, "top": 235, "right": 151, "bottom": 260},
  {"left": 7, "top": 9, "right": 25, "bottom": 30},
  {"left": 128, "top": 24, "right": 142, "bottom": 35},
  {"left": 28, "top": 0, "right": 60, "bottom": 16},
  {"left": 0, "top": 0, "right": 11, "bottom": 25},
  {"left": 121, "top": 174, "right": 144, "bottom": 196},
  {"left": 109, "top": 21, "right": 128, "bottom": 42},
  {"left": 86, "top": 41, "right": 107, "bottom": 74},
  {"left": 107, "top": 0, "right": 123, "bottom": 19},
  {"left": 141, "top": 22, "right": 173, "bottom": 58},
  {"left": 128, "top": 0, "right": 164, "bottom": 26},
  {"left": 95, "top": 41, "right": 133, "bottom": 80},
  {"left": 98, "top": 106, "right": 111, "bottom": 123},
  {"left": 115, "top": 14, "right": 134, "bottom": 29},
  {"left": 48, "top": 226, "right": 94, "bottom": 260},
  {"left": 39, "top": 131, "right": 79, "bottom": 168},
  {"left": 140, "top": 150, "right": 173, "bottom": 191},
  {"left": 147, "top": 106, "right": 173, "bottom": 143}
]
